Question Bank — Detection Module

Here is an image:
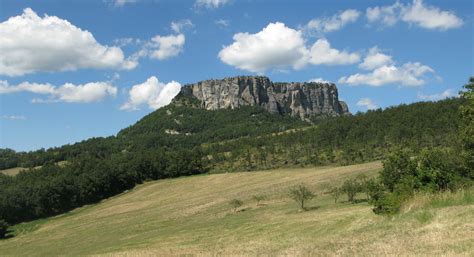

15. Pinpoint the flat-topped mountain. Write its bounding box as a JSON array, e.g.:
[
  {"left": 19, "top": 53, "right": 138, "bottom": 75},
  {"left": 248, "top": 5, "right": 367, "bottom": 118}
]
[{"left": 179, "top": 76, "right": 349, "bottom": 121}]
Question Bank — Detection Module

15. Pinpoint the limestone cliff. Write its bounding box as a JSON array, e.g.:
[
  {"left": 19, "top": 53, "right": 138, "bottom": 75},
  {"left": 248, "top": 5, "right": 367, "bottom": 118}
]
[{"left": 179, "top": 76, "right": 349, "bottom": 121}]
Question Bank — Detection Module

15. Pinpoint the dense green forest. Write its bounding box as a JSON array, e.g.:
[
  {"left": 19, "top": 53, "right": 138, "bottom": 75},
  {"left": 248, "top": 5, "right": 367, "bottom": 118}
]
[{"left": 0, "top": 79, "right": 471, "bottom": 228}]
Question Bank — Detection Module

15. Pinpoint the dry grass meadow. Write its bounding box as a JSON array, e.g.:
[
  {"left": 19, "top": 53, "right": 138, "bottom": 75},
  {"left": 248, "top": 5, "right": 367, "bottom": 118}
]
[{"left": 0, "top": 161, "right": 472, "bottom": 256}]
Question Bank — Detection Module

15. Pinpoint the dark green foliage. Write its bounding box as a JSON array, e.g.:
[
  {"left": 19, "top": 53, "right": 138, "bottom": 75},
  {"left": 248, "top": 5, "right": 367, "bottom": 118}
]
[
  {"left": 372, "top": 147, "right": 470, "bottom": 215},
  {"left": 0, "top": 219, "right": 8, "bottom": 239},
  {"left": 229, "top": 199, "right": 243, "bottom": 213},
  {"left": 0, "top": 148, "right": 205, "bottom": 224},
  {"left": 459, "top": 77, "right": 474, "bottom": 178},
  {"left": 380, "top": 150, "right": 417, "bottom": 192},
  {"left": 289, "top": 184, "right": 315, "bottom": 210}
]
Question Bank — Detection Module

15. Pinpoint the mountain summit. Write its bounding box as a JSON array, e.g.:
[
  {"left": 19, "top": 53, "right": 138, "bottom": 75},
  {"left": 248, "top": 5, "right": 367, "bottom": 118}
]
[{"left": 178, "top": 76, "right": 349, "bottom": 121}]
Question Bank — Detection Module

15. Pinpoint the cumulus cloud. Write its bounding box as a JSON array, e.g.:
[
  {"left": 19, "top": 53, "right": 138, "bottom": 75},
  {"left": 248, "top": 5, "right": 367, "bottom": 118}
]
[
  {"left": 418, "top": 89, "right": 456, "bottom": 101},
  {"left": 339, "top": 62, "right": 435, "bottom": 87},
  {"left": 366, "top": 0, "right": 463, "bottom": 30},
  {"left": 148, "top": 34, "right": 185, "bottom": 60},
  {"left": 357, "top": 98, "right": 378, "bottom": 110},
  {"left": 308, "top": 78, "right": 331, "bottom": 84},
  {"left": 219, "top": 22, "right": 309, "bottom": 73},
  {"left": 195, "top": 0, "right": 230, "bottom": 8},
  {"left": 219, "top": 22, "right": 359, "bottom": 73},
  {"left": 0, "top": 80, "right": 117, "bottom": 103},
  {"left": 401, "top": 0, "right": 463, "bottom": 30},
  {"left": 0, "top": 8, "right": 137, "bottom": 77},
  {"left": 359, "top": 47, "right": 393, "bottom": 70},
  {"left": 304, "top": 9, "right": 360, "bottom": 34},
  {"left": 308, "top": 39, "right": 360, "bottom": 65},
  {"left": 366, "top": 2, "right": 402, "bottom": 27},
  {"left": 121, "top": 76, "right": 181, "bottom": 111},
  {"left": 124, "top": 20, "right": 191, "bottom": 62}
]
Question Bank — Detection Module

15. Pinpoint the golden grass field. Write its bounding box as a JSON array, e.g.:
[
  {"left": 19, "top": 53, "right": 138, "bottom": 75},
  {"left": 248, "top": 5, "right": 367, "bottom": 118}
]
[
  {"left": 0, "top": 167, "right": 27, "bottom": 176},
  {"left": 0, "top": 161, "right": 472, "bottom": 256}
]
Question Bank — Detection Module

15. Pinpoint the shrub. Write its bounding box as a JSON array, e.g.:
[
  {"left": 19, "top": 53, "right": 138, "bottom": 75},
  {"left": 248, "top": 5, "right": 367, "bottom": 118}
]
[
  {"left": 0, "top": 219, "right": 8, "bottom": 239},
  {"left": 380, "top": 149, "right": 416, "bottom": 192},
  {"left": 229, "top": 199, "right": 243, "bottom": 213}
]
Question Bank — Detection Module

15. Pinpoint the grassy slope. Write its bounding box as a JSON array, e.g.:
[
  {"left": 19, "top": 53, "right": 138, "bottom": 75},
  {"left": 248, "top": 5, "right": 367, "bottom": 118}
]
[
  {"left": 0, "top": 161, "right": 472, "bottom": 256},
  {"left": 0, "top": 167, "right": 26, "bottom": 176}
]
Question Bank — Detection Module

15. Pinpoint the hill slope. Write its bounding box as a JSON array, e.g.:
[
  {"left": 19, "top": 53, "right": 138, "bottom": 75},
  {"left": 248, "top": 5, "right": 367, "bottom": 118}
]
[{"left": 1, "top": 161, "right": 472, "bottom": 256}]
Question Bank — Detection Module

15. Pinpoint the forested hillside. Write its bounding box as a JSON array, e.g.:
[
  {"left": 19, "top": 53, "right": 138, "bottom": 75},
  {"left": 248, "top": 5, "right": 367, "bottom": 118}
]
[{"left": 0, "top": 94, "right": 466, "bottom": 225}]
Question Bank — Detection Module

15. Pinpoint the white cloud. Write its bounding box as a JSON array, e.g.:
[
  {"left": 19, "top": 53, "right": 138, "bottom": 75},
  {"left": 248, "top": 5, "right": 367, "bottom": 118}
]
[
  {"left": 219, "top": 22, "right": 359, "bottom": 73},
  {"left": 171, "top": 19, "right": 194, "bottom": 33},
  {"left": 218, "top": 22, "right": 309, "bottom": 73},
  {"left": 2, "top": 115, "right": 27, "bottom": 120},
  {"left": 195, "top": 0, "right": 230, "bottom": 8},
  {"left": 305, "top": 9, "right": 360, "bottom": 34},
  {"left": 0, "top": 8, "right": 136, "bottom": 77},
  {"left": 309, "top": 39, "right": 360, "bottom": 65},
  {"left": 215, "top": 19, "right": 230, "bottom": 28},
  {"left": 111, "top": 0, "right": 138, "bottom": 7},
  {"left": 418, "top": 89, "right": 456, "bottom": 101},
  {"left": 308, "top": 78, "right": 331, "bottom": 84},
  {"left": 357, "top": 98, "right": 378, "bottom": 110},
  {"left": 129, "top": 21, "right": 190, "bottom": 61},
  {"left": 366, "top": 0, "right": 463, "bottom": 30},
  {"left": 148, "top": 34, "right": 185, "bottom": 60},
  {"left": 366, "top": 2, "right": 402, "bottom": 27},
  {"left": 121, "top": 76, "right": 181, "bottom": 111},
  {"left": 359, "top": 47, "right": 393, "bottom": 70},
  {"left": 402, "top": 0, "right": 463, "bottom": 30},
  {"left": 0, "top": 80, "right": 117, "bottom": 103},
  {"left": 339, "top": 62, "right": 434, "bottom": 87}
]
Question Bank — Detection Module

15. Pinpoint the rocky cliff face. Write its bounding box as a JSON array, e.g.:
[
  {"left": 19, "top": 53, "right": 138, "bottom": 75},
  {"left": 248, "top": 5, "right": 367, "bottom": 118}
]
[{"left": 179, "top": 76, "right": 349, "bottom": 121}]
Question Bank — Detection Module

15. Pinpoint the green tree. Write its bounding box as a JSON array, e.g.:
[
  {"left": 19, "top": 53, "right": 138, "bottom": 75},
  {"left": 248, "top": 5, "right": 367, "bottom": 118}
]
[
  {"left": 380, "top": 150, "right": 416, "bottom": 192},
  {"left": 460, "top": 77, "right": 474, "bottom": 178},
  {"left": 289, "top": 184, "right": 315, "bottom": 210},
  {"left": 229, "top": 199, "right": 243, "bottom": 213},
  {"left": 341, "top": 179, "right": 361, "bottom": 203}
]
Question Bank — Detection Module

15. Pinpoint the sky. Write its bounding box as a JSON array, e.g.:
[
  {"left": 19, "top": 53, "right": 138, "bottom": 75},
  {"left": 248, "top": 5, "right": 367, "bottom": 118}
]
[{"left": 0, "top": 0, "right": 473, "bottom": 152}]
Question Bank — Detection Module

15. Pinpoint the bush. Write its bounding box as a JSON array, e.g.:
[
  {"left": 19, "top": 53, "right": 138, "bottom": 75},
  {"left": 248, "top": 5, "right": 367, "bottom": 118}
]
[
  {"left": 380, "top": 150, "right": 416, "bottom": 192},
  {"left": 0, "top": 219, "right": 8, "bottom": 239},
  {"left": 229, "top": 199, "right": 243, "bottom": 213}
]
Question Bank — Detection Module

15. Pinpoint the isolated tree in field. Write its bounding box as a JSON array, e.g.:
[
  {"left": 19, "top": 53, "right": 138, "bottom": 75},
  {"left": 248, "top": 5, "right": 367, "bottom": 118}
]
[
  {"left": 252, "top": 195, "right": 265, "bottom": 206},
  {"left": 341, "top": 179, "right": 361, "bottom": 203},
  {"left": 229, "top": 199, "right": 243, "bottom": 213},
  {"left": 0, "top": 219, "right": 8, "bottom": 239},
  {"left": 289, "top": 184, "right": 315, "bottom": 210}
]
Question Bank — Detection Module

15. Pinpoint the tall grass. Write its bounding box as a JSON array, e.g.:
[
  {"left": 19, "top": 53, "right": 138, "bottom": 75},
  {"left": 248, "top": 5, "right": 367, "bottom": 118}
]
[{"left": 400, "top": 187, "right": 474, "bottom": 214}]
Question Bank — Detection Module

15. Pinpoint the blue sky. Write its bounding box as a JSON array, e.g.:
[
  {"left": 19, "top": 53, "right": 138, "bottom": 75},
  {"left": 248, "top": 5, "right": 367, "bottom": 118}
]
[{"left": 0, "top": 0, "right": 472, "bottom": 151}]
